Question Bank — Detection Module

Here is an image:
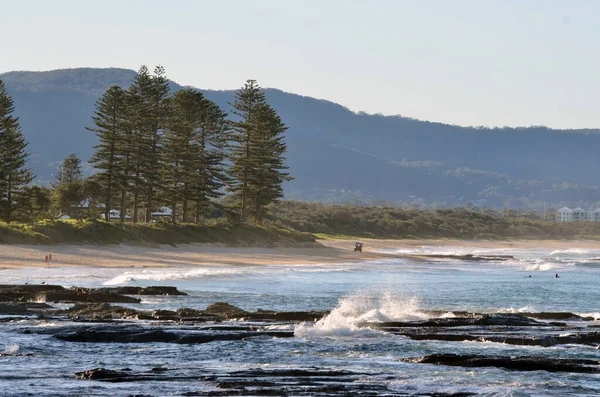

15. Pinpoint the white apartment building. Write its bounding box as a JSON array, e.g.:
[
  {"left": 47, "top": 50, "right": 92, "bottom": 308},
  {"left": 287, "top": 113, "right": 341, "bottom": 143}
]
[{"left": 556, "top": 207, "right": 600, "bottom": 222}]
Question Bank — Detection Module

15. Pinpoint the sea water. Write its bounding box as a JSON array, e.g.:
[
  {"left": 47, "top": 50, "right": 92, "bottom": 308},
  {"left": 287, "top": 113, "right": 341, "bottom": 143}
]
[{"left": 0, "top": 245, "right": 599, "bottom": 396}]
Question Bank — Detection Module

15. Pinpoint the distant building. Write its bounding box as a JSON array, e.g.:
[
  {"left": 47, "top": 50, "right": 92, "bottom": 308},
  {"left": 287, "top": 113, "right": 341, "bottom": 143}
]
[
  {"left": 556, "top": 207, "right": 600, "bottom": 222},
  {"left": 557, "top": 207, "right": 573, "bottom": 222},
  {"left": 100, "top": 209, "right": 131, "bottom": 221},
  {"left": 150, "top": 206, "right": 172, "bottom": 222}
]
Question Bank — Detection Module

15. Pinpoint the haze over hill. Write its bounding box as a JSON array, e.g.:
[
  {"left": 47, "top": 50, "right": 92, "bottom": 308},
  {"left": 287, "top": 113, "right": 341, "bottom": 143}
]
[{"left": 2, "top": 67, "right": 600, "bottom": 210}]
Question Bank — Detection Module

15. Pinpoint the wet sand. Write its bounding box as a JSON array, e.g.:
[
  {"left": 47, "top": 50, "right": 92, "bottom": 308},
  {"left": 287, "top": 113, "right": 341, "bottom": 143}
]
[{"left": 0, "top": 239, "right": 597, "bottom": 269}]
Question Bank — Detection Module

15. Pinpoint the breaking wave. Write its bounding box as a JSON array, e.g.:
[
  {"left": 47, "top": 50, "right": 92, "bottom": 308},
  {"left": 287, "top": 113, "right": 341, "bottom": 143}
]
[
  {"left": 526, "top": 262, "right": 556, "bottom": 271},
  {"left": 103, "top": 267, "right": 257, "bottom": 285},
  {"left": 295, "top": 289, "right": 428, "bottom": 337}
]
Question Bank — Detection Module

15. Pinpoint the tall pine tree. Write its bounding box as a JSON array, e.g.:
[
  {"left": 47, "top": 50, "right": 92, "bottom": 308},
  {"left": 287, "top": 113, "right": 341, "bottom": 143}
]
[
  {"left": 0, "top": 80, "right": 33, "bottom": 223},
  {"left": 247, "top": 103, "right": 291, "bottom": 224},
  {"left": 127, "top": 66, "right": 170, "bottom": 222},
  {"left": 228, "top": 80, "right": 291, "bottom": 224},
  {"left": 228, "top": 80, "right": 267, "bottom": 223},
  {"left": 163, "top": 89, "right": 228, "bottom": 223},
  {"left": 87, "top": 85, "right": 128, "bottom": 222}
]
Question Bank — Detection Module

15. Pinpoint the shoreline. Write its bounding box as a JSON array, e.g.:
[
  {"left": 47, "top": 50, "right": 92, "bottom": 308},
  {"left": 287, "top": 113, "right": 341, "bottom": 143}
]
[{"left": 0, "top": 238, "right": 598, "bottom": 269}]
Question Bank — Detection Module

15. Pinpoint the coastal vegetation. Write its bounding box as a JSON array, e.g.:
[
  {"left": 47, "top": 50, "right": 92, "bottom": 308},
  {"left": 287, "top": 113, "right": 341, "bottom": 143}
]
[
  {"left": 2, "top": 201, "right": 600, "bottom": 245},
  {"left": 0, "top": 66, "right": 291, "bottom": 227}
]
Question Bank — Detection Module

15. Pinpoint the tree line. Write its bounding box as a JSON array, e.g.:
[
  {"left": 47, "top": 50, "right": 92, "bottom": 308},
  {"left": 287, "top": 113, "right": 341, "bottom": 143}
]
[{"left": 0, "top": 66, "right": 291, "bottom": 224}]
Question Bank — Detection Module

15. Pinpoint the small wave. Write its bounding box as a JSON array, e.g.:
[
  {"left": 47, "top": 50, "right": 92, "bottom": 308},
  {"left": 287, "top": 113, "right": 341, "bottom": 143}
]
[
  {"left": 549, "top": 248, "right": 593, "bottom": 256},
  {"left": 103, "top": 267, "right": 255, "bottom": 285},
  {"left": 295, "top": 289, "right": 428, "bottom": 337},
  {"left": 497, "top": 305, "right": 537, "bottom": 314},
  {"left": 576, "top": 261, "right": 600, "bottom": 269},
  {"left": 526, "top": 262, "right": 556, "bottom": 271},
  {"left": 575, "top": 312, "right": 600, "bottom": 321}
]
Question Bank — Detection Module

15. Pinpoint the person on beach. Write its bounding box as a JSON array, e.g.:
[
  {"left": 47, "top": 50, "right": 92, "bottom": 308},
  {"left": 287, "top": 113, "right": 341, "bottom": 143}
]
[
  {"left": 44, "top": 255, "right": 48, "bottom": 264},
  {"left": 49, "top": 254, "right": 52, "bottom": 261}
]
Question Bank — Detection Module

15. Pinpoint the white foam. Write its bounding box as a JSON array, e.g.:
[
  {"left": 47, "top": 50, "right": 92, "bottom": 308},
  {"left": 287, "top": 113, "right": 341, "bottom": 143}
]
[
  {"left": 102, "top": 267, "right": 254, "bottom": 285},
  {"left": 526, "top": 262, "right": 555, "bottom": 271},
  {"left": 575, "top": 312, "right": 600, "bottom": 321},
  {"left": 550, "top": 248, "right": 593, "bottom": 256},
  {"left": 497, "top": 305, "right": 537, "bottom": 314},
  {"left": 2, "top": 344, "right": 19, "bottom": 354},
  {"left": 295, "top": 289, "right": 428, "bottom": 337}
]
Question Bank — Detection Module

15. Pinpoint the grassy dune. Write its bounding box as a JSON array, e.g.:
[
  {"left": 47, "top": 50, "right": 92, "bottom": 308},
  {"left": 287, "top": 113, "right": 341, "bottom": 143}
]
[{"left": 0, "top": 219, "right": 316, "bottom": 246}]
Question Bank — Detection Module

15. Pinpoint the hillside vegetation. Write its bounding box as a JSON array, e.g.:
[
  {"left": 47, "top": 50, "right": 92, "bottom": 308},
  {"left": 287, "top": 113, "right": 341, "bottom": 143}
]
[
  {"left": 2, "top": 68, "right": 600, "bottom": 209},
  {"left": 268, "top": 201, "right": 600, "bottom": 240},
  {"left": 3, "top": 201, "right": 600, "bottom": 245}
]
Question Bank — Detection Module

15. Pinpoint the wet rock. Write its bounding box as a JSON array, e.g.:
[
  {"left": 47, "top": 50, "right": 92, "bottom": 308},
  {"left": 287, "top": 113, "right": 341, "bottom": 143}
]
[
  {"left": 56, "top": 328, "right": 294, "bottom": 344},
  {"left": 105, "top": 286, "right": 187, "bottom": 296},
  {"left": 245, "top": 310, "right": 327, "bottom": 322},
  {"left": 404, "top": 354, "right": 600, "bottom": 373},
  {"left": 0, "top": 284, "right": 185, "bottom": 304},
  {"left": 204, "top": 302, "right": 248, "bottom": 318},
  {"left": 0, "top": 302, "right": 54, "bottom": 315},
  {"left": 362, "top": 313, "right": 547, "bottom": 329},
  {"left": 421, "top": 254, "right": 514, "bottom": 261},
  {"left": 521, "top": 312, "right": 591, "bottom": 321},
  {"left": 76, "top": 368, "right": 129, "bottom": 380},
  {"left": 63, "top": 303, "right": 141, "bottom": 320},
  {"left": 43, "top": 288, "right": 141, "bottom": 304},
  {"left": 399, "top": 331, "right": 600, "bottom": 347}
]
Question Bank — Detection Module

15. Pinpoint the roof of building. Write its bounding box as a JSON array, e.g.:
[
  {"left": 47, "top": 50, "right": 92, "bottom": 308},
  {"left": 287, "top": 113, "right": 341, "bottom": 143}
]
[
  {"left": 557, "top": 207, "right": 573, "bottom": 212},
  {"left": 151, "top": 206, "right": 172, "bottom": 217}
]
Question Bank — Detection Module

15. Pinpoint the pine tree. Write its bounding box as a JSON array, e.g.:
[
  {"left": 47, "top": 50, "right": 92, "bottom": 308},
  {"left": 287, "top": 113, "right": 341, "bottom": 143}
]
[
  {"left": 163, "top": 89, "right": 229, "bottom": 223},
  {"left": 56, "top": 153, "right": 82, "bottom": 184},
  {"left": 0, "top": 80, "right": 34, "bottom": 223},
  {"left": 87, "top": 85, "right": 128, "bottom": 222},
  {"left": 247, "top": 103, "right": 292, "bottom": 224},
  {"left": 192, "top": 97, "right": 229, "bottom": 222},
  {"left": 228, "top": 80, "right": 291, "bottom": 224},
  {"left": 127, "top": 65, "right": 170, "bottom": 222},
  {"left": 54, "top": 154, "right": 84, "bottom": 217},
  {"left": 228, "top": 80, "right": 267, "bottom": 223}
]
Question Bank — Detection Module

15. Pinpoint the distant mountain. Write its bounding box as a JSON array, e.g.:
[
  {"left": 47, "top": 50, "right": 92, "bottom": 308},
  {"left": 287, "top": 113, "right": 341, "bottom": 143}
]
[{"left": 2, "top": 67, "right": 600, "bottom": 210}]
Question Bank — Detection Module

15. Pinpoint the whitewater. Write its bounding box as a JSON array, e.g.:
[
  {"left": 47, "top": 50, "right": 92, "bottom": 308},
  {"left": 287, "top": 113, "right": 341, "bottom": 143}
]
[{"left": 0, "top": 245, "right": 599, "bottom": 396}]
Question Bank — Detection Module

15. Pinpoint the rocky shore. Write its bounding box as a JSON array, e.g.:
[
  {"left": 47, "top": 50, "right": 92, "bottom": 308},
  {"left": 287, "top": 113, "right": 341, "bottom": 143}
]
[{"left": 1, "top": 283, "right": 599, "bottom": 396}]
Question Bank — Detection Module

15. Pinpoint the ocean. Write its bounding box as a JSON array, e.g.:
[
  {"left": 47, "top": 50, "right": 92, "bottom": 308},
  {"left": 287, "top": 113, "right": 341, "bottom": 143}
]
[{"left": 1, "top": 245, "right": 599, "bottom": 396}]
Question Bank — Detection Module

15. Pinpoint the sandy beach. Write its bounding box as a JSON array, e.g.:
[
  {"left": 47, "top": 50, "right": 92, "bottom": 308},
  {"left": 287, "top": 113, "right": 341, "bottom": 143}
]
[{"left": 0, "top": 238, "right": 598, "bottom": 269}]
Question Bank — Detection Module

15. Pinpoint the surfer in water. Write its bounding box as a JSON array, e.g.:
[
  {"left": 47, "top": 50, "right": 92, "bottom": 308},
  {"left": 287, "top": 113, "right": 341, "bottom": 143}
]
[{"left": 555, "top": 273, "right": 559, "bottom": 278}]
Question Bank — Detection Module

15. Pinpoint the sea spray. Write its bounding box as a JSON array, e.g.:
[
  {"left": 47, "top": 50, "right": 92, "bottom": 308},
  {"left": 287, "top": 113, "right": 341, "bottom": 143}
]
[
  {"left": 2, "top": 345, "right": 19, "bottom": 354},
  {"left": 295, "top": 288, "right": 428, "bottom": 337}
]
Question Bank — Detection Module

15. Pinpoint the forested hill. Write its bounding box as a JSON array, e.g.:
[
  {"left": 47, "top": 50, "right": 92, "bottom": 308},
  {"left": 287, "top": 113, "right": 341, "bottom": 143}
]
[{"left": 2, "top": 67, "right": 600, "bottom": 210}]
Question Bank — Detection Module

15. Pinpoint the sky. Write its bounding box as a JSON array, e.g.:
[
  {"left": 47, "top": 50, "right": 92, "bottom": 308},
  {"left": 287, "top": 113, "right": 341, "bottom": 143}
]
[{"left": 1, "top": 0, "right": 599, "bottom": 129}]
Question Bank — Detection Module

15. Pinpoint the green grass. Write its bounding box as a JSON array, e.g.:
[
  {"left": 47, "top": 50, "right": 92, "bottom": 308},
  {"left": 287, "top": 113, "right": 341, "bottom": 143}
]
[{"left": 0, "top": 219, "right": 316, "bottom": 246}]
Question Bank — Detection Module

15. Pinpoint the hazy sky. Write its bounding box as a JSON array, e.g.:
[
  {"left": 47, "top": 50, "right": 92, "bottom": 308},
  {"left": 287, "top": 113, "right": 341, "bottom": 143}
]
[{"left": 1, "top": 0, "right": 599, "bottom": 128}]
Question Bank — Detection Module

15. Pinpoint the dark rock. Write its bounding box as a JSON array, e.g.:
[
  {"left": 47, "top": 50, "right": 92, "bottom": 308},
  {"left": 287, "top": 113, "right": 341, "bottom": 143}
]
[
  {"left": 245, "top": 310, "right": 327, "bottom": 322},
  {"left": 43, "top": 288, "right": 141, "bottom": 304},
  {"left": 56, "top": 328, "right": 294, "bottom": 344},
  {"left": 404, "top": 354, "right": 600, "bottom": 373},
  {"left": 76, "top": 368, "right": 129, "bottom": 380},
  {"left": 0, "top": 284, "right": 170, "bottom": 304},
  {"left": 63, "top": 303, "right": 141, "bottom": 320},
  {"left": 399, "top": 331, "right": 600, "bottom": 347},
  {"left": 521, "top": 312, "right": 589, "bottom": 321},
  {"left": 421, "top": 254, "right": 514, "bottom": 261},
  {"left": 0, "top": 302, "right": 54, "bottom": 315},
  {"left": 105, "top": 286, "right": 187, "bottom": 296},
  {"left": 362, "top": 313, "right": 546, "bottom": 329},
  {"left": 204, "top": 302, "right": 248, "bottom": 318}
]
